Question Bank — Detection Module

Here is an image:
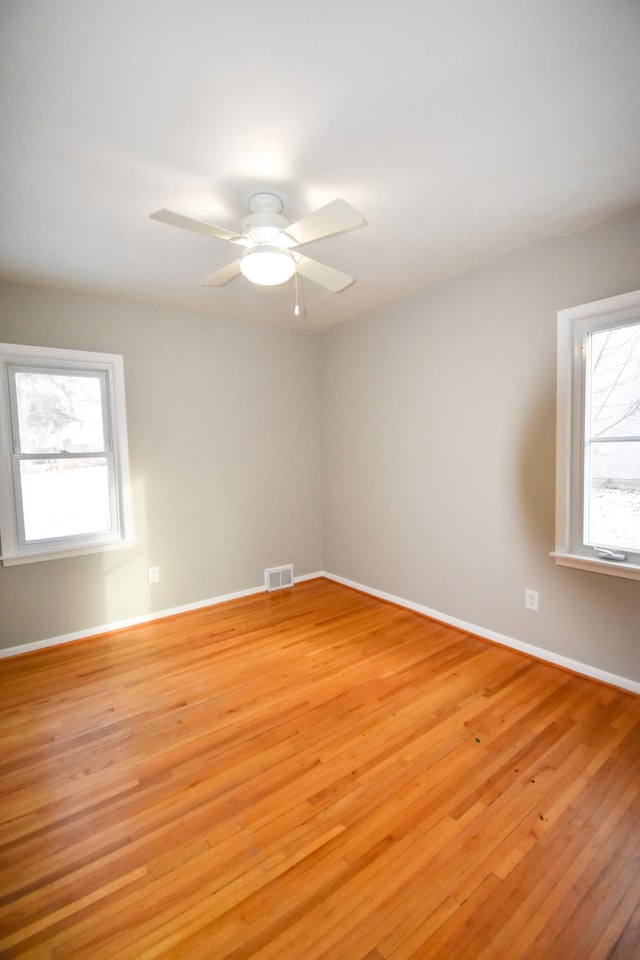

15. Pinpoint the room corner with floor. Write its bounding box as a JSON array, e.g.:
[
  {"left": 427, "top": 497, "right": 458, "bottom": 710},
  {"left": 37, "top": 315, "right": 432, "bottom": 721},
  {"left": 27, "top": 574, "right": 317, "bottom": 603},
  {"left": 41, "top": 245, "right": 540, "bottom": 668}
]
[{"left": 2, "top": 578, "right": 640, "bottom": 959}]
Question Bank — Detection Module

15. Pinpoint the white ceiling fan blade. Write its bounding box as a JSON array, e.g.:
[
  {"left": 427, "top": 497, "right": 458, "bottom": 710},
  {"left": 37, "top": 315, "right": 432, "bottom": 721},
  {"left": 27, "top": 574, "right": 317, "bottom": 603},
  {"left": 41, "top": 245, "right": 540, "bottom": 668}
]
[
  {"left": 200, "top": 260, "right": 242, "bottom": 286},
  {"left": 284, "top": 199, "right": 366, "bottom": 246},
  {"left": 150, "top": 209, "right": 242, "bottom": 243},
  {"left": 295, "top": 255, "right": 354, "bottom": 292}
]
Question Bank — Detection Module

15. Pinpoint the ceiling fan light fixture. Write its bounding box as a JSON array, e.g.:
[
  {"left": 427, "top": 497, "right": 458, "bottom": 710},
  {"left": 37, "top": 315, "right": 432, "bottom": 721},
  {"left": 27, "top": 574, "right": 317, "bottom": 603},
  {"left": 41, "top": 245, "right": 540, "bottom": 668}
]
[{"left": 239, "top": 245, "right": 296, "bottom": 286}]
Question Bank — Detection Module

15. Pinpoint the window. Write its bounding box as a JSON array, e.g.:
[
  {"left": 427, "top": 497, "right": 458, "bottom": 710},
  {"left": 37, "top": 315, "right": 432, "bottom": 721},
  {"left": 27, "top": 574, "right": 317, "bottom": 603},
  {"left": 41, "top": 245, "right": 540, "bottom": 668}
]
[
  {"left": 0, "top": 344, "right": 134, "bottom": 565},
  {"left": 553, "top": 290, "right": 640, "bottom": 580}
]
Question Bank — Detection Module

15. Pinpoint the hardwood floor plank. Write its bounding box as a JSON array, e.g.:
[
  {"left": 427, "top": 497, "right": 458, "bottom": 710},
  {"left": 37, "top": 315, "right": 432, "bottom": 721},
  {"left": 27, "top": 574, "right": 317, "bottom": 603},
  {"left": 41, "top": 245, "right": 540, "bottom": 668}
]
[
  {"left": 599, "top": 875, "right": 640, "bottom": 960},
  {"left": 1, "top": 578, "right": 639, "bottom": 959}
]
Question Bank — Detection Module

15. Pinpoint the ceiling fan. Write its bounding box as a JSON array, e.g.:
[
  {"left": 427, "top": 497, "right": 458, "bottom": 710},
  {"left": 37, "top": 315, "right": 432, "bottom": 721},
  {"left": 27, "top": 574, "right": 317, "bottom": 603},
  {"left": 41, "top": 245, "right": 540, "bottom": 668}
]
[{"left": 149, "top": 193, "right": 365, "bottom": 292}]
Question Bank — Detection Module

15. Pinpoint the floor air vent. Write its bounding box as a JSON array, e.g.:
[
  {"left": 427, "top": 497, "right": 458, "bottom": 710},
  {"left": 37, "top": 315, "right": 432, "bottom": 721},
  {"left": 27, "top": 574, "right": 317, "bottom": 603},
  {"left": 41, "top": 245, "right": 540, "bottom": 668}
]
[{"left": 265, "top": 564, "right": 294, "bottom": 591}]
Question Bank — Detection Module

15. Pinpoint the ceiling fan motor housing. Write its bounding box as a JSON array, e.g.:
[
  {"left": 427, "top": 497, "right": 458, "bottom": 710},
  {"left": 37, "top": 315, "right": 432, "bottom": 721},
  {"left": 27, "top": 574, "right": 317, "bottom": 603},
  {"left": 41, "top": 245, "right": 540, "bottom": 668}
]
[{"left": 241, "top": 193, "right": 291, "bottom": 244}]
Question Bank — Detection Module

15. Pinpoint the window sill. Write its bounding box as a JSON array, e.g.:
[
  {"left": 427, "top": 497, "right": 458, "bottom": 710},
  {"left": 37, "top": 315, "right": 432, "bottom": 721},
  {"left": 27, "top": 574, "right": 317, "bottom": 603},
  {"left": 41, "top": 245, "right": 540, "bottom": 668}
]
[
  {"left": 551, "top": 551, "right": 640, "bottom": 582},
  {"left": 1, "top": 538, "right": 136, "bottom": 566}
]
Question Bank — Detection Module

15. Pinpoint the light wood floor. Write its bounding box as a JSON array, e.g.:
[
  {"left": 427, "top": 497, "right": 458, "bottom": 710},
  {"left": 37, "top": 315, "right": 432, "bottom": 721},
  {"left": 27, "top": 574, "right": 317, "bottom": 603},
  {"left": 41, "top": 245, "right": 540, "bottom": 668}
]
[{"left": 1, "top": 577, "right": 639, "bottom": 959}]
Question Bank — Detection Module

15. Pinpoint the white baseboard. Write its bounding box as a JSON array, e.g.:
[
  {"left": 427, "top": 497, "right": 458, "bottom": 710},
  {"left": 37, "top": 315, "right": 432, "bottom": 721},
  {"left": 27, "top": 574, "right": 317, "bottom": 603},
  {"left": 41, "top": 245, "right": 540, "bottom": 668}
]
[
  {"left": 0, "top": 570, "right": 322, "bottom": 660},
  {"left": 322, "top": 571, "right": 640, "bottom": 696},
  {"left": 3, "top": 569, "right": 639, "bottom": 695}
]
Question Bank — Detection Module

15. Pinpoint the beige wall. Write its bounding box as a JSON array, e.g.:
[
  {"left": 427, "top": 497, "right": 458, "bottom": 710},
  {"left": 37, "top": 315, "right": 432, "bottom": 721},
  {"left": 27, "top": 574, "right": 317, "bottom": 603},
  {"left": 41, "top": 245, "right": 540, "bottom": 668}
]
[
  {"left": 2, "top": 207, "right": 640, "bottom": 683},
  {"left": 319, "top": 206, "right": 640, "bottom": 683},
  {"left": 0, "top": 284, "right": 323, "bottom": 650}
]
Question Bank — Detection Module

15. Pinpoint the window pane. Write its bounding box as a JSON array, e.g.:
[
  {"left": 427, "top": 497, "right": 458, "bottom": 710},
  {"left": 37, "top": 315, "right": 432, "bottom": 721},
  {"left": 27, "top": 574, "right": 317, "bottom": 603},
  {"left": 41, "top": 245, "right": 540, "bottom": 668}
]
[
  {"left": 585, "top": 441, "right": 640, "bottom": 551},
  {"left": 19, "top": 459, "right": 112, "bottom": 541},
  {"left": 589, "top": 323, "right": 640, "bottom": 440},
  {"left": 15, "top": 371, "right": 106, "bottom": 454}
]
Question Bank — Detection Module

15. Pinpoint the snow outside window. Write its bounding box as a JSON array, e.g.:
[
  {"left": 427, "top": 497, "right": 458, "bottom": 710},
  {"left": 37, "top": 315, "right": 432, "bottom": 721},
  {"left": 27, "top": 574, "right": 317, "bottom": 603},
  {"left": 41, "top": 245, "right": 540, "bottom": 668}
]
[
  {"left": 553, "top": 290, "right": 640, "bottom": 580},
  {"left": 0, "top": 344, "right": 134, "bottom": 565}
]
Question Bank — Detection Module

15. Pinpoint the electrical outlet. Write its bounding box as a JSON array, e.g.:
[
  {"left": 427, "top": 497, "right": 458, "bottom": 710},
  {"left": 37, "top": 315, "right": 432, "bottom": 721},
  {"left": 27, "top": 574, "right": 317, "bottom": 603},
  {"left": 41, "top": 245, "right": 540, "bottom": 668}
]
[
  {"left": 525, "top": 588, "right": 539, "bottom": 611},
  {"left": 148, "top": 566, "right": 160, "bottom": 584}
]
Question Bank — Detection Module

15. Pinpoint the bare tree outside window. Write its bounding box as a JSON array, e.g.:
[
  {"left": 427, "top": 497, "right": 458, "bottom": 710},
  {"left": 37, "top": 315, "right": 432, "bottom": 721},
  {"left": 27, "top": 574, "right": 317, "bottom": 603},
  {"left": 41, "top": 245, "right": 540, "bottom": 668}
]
[
  {"left": 586, "top": 321, "right": 640, "bottom": 551},
  {"left": 15, "top": 371, "right": 105, "bottom": 453}
]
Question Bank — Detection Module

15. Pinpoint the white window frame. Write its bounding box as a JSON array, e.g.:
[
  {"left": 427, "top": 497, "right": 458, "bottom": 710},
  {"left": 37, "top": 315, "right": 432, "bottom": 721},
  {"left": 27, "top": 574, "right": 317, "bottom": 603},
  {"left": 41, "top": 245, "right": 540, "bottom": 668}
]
[
  {"left": 0, "top": 343, "right": 134, "bottom": 565},
  {"left": 553, "top": 289, "right": 640, "bottom": 581}
]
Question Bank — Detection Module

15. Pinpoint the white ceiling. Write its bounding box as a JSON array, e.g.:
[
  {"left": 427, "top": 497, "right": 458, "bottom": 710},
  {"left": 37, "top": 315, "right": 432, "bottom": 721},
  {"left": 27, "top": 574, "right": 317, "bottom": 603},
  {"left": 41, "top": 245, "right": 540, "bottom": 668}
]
[{"left": 1, "top": 1, "right": 640, "bottom": 331}]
